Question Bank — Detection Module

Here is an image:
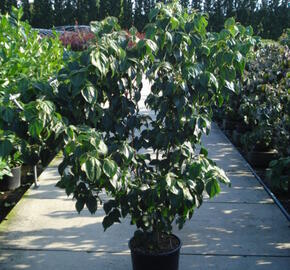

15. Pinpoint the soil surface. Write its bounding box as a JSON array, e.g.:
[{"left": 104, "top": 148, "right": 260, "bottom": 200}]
[{"left": 130, "top": 233, "right": 180, "bottom": 255}]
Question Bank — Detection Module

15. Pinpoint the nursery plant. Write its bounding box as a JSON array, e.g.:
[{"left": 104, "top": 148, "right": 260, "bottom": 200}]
[
  {"left": 53, "top": 2, "right": 255, "bottom": 269},
  {"left": 238, "top": 43, "right": 289, "bottom": 161},
  {"left": 266, "top": 157, "right": 290, "bottom": 194},
  {"left": 0, "top": 131, "right": 23, "bottom": 190},
  {"left": 0, "top": 7, "right": 66, "bottom": 170}
]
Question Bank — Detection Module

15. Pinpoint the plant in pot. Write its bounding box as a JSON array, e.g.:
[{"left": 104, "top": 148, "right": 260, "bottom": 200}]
[
  {"left": 0, "top": 8, "right": 65, "bottom": 183},
  {"left": 54, "top": 2, "right": 255, "bottom": 270},
  {"left": 266, "top": 156, "right": 290, "bottom": 196},
  {"left": 240, "top": 89, "right": 283, "bottom": 168},
  {"left": 241, "top": 123, "right": 278, "bottom": 168},
  {"left": 0, "top": 131, "right": 23, "bottom": 191}
]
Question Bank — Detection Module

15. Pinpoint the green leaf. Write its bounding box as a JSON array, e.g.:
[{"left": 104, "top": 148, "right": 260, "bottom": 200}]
[
  {"left": 0, "top": 140, "right": 13, "bottom": 157},
  {"left": 145, "top": 39, "right": 158, "bottom": 53},
  {"left": 201, "top": 45, "right": 210, "bottom": 56},
  {"left": 1, "top": 107, "right": 14, "bottom": 122},
  {"left": 81, "top": 157, "right": 102, "bottom": 182},
  {"left": 245, "top": 26, "right": 253, "bottom": 36},
  {"left": 200, "top": 147, "right": 208, "bottom": 157},
  {"left": 223, "top": 52, "right": 234, "bottom": 65},
  {"left": 170, "top": 17, "right": 179, "bottom": 29},
  {"left": 200, "top": 72, "right": 210, "bottom": 87},
  {"left": 75, "top": 199, "right": 85, "bottom": 213},
  {"left": 165, "top": 172, "right": 176, "bottom": 187},
  {"left": 103, "top": 159, "right": 117, "bottom": 178},
  {"left": 149, "top": 8, "right": 159, "bottom": 22},
  {"left": 41, "top": 101, "right": 55, "bottom": 115},
  {"left": 145, "top": 24, "right": 157, "bottom": 39},
  {"left": 81, "top": 83, "right": 98, "bottom": 104},
  {"left": 209, "top": 73, "right": 219, "bottom": 89},
  {"left": 104, "top": 199, "right": 118, "bottom": 214},
  {"left": 224, "top": 18, "right": 235, "bottom": 29},
  {"left": 221, "top": 66, "right": 236, "bottom": 81},
  {"left": 86, "top": 196, "right": 98, "bottom": 213},
  {"left": 29, "top": 119, "right": 44, "bottom": 138},
  {"left": 97, "top": 140, "right": 108, "bottom": 155},
  {"left": 91, "top": 51, "right": 107, "bottom": 76},
  {"left": 206, "top": 179, "right": 221, "bottom": 198},
  {"left": 102, "top": 208, "right": 121, "bottom": 231},
  {"left": 71, "top": 71, "right": 85, "bottom": 89},
  {"left": 225, "top": 80, "right": 236, "bottom": 92},
  {"left": 189, "top": 163, "right": 202, "bottom": 179},
  {"left": 234, "top": 56, "right": 246, "bottom": 74},
  {"left": 121, "top": 144, "right": 133, "bottom": 162}
]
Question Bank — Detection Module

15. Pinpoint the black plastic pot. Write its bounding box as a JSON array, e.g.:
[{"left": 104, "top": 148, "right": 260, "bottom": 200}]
[
  {"left": 247, "top": 150, "right": 278, "bottom": 168},
  {"left": 21, "top": 164, "right": 32, "bottom": 179},
  {"left": 0, "top": 166, "right": 21, "bottom": 191},
  {"left": 232, "top": 130, "right": 242, "bottom": 146},
  {"left": 235, "top": 122, "right": 251, "bottom": 133},
  {"left": 129, "top": 234, "right": 182, "bottom": 270},
  {"left": 222, "top": 119, "right": 237, "bottom": 131}
]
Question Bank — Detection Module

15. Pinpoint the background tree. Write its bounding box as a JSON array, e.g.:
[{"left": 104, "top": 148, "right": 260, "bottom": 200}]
[
  {"left": 1, "top": 0, "right": 287, "bottom": 40},
  {"left": 87, "top": 0, "right": 99, "bottom": 23},
  {"left": 32, "top": 0, "right": 53, "bottom": 28},
  {"left": 180, "top": 0, "right": 190, "bottom": 9},
  {"left": 54, "top": 0, "right": 64, "bottom": 26},
  {"left": 134, "top": 0, "right": 145, "bottom": 30},
  {"left": 21, "top": 0, "right": 31, "bottom": 22},
  {"left": 120, "top": 0, "right": 133, "bottom": 28},
  {"left": 0, "top": 1, "right": 7, "bottom": 14},
  {"left": 62, "top": 0, "right": 76, "bottom": 25}
]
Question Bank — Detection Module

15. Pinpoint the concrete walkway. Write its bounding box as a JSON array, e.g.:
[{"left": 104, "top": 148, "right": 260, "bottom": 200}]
[{"left": 0, "top": 85, "right": 289, "bottom": 269}]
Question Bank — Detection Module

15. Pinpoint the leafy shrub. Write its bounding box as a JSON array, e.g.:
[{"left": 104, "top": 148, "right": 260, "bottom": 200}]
[
  {"left": 266, "top": 157, "right": 290, "bottom": 193},
  {"left": 216, "top": 40, "right": 289, "bottom": 154},
  {"left": 0, "top": 7, "right": 66, "bottom": 170},
  {"left": 52, "top": 2, "right": 255, "bottom": 249},
  {"left": 1, "top": 2, "right": 255, "bottom": 252},
  {"left": 0, "top": 131, "right": 23, "bottom": 179},
  {"left": 279, "top": 28, "right": 290, "bottom": 47},
  {"left": 239, "top": 43, "right": 289, "bottom": 153}
]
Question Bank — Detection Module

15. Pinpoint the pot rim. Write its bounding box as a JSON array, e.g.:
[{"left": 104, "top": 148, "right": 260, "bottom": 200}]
[
  {"left": 128, "top": 233, "right": 182, "bottom": 256},
  {"left": 249, "top": 149, "right": 278, "bottom": 154},
  {"left": 10, "top": 165, "right": 22, "bottom": 170}
]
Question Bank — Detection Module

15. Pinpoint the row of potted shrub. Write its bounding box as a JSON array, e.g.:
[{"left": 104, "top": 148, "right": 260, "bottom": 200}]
[
  {"left": 215, "top": 40, "right": 289, "bottom": 194},
  {"left": 0, "top": 8, "right": 66, "bottom": 190}
]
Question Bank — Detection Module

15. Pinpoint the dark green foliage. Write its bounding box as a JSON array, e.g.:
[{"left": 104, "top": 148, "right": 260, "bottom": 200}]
[
  {"left": 2, "top": 1, "right": 286, "bottom": 40},
  {"left": 215, "top": 40, "right": 289, "bottom": 158},
  {"left": 0, "top": 8, "right": 65, "bottom": 173},
  {"left": 120, "top": 0, "right": 133, "bottom": 28},
  {"left": 52, "top": 1, "right": 254, "bottom": 246},
  {"left": 21, "top": 0, "right": 31, "bottom": 22},
  {"left": 32, "top": 0, "right": 53, "bottom": 28},
  {"left": 0, "top": 0, "right": 290, "bottom": 39},
  {"left": 266, "top": 157, "right": 290, "bottom": 193},
  {"left": 1, "top": 2, "right": 256, "bottom": 250},
  {"left": 53, "top": 0, "right": 64, "bottom": 26}
]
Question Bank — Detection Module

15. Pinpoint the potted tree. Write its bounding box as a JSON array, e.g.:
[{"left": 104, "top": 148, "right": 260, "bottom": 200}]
[
  {"left": 55, "top": 2, "right": 255, "bottom": 270},
  {"left": 266, "top": 157, "right": 290, "bottom": 196},
  {"left": 241, "top": 124, "right": 279, "bottom": 168}
]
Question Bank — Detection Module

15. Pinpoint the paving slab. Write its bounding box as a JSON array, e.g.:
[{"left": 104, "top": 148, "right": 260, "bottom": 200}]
[
  {"left": 204, "top": 172, "right": 274, "bottom": 204},
  {"left": 202, "top": 125, "right": 249, "bottom": 172},
  {"left": 1, "top": 250, "right": 290, "bottom": 270},
  {"left": 0, "top": 175, "right": 134, "bottom": 253},
  {"left": 178, "top": 203, "right": 289, "bottom": 256}
]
